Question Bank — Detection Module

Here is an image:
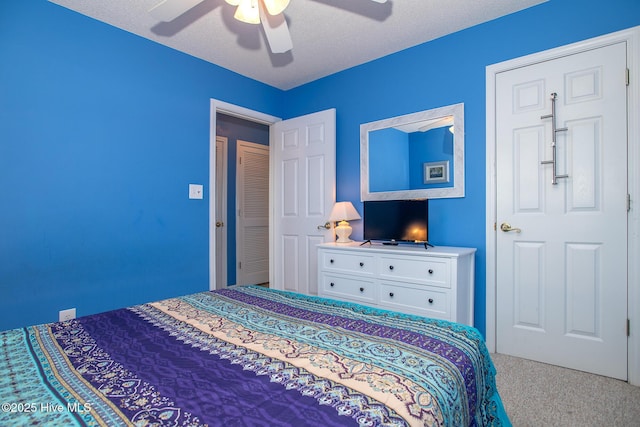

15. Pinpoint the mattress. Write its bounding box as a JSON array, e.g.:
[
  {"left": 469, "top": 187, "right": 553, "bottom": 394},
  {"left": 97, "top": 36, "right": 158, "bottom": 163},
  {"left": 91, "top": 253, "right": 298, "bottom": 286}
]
[{"left": 0, "top": 286, "right": 504, "bottom": 426}]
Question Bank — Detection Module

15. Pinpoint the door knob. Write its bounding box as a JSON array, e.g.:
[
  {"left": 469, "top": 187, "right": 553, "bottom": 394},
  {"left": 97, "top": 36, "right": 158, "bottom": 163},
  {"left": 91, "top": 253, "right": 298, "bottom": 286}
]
[
  {"left": 500, "top": 222, "right": 521, "bottom": 233},
  {"left": 216, "top": 221, "right": 224, "bottom": 228},
  {"left": 317, "top": 222, "right": 331, "bottom": 230}
]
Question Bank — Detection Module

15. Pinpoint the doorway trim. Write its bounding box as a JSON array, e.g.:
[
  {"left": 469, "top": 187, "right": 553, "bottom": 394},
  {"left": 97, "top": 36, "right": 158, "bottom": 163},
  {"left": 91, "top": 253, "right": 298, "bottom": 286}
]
[
  {"left": 209, "top": 99, "right": 281, "bottom": 291},
  {"left": 485, "top": 26, "right": 640, "bottom": 385}
]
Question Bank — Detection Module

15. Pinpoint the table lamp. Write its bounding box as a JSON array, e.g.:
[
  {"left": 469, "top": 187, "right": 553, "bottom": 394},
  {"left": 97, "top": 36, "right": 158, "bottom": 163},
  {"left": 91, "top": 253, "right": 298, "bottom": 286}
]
[{"left": 328, "top": 201, "right": 361, "bottom": 243}]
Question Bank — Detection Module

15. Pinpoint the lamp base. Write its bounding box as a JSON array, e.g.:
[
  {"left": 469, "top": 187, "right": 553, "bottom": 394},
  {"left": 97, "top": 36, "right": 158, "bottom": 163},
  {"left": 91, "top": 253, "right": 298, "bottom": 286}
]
[{"left": 335, "top": 220, "right": 353, "bottom": 243}]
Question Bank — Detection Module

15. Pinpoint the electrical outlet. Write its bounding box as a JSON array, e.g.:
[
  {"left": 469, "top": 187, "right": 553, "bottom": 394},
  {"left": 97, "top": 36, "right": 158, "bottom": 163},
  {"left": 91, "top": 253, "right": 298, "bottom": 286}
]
[{"left": 59, "top": 308, "right": 76, "bottom": 322}]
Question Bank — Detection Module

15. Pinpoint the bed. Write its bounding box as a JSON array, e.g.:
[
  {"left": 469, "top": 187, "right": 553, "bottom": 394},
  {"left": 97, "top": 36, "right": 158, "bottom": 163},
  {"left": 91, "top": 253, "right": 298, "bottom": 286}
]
[{"left": 0, "top": 286, "right": 506, "bottom": 426}]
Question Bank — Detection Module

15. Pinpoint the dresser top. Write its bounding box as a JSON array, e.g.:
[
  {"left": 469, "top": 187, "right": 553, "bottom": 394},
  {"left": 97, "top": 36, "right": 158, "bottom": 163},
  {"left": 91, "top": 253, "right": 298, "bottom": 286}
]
[{"left": 318, "top": 242, "right": 476, "bottom": 257}]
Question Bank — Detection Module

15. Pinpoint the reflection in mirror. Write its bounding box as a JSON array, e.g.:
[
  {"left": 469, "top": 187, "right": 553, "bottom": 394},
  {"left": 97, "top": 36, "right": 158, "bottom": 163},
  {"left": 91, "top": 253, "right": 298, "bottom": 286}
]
[
  {"left": 368, "top": 117, "right": 454, "bottom": 192},
  {"left": 361, "top": 103, "right": 464, "bottom": 201}
]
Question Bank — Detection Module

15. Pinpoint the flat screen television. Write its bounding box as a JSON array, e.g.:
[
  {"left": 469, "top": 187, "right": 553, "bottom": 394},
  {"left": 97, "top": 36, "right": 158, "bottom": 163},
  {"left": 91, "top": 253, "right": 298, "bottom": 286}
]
[{"left": 363, "top": 199, "right": 429, "bottom": 245}]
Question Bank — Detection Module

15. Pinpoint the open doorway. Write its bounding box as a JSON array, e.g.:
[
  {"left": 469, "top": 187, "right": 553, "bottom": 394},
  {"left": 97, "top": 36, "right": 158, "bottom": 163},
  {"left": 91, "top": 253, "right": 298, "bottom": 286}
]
[
  {"left": 209, "top": 99, "right": 336, "bottom": 297},
  {"left": 215, "top": 113, "right": 270, "bottom": 288}
]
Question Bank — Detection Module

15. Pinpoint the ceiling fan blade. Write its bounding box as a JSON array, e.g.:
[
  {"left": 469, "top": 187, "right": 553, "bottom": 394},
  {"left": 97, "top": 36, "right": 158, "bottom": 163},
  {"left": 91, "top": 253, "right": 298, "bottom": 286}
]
[
  {"left": 259, "top": 2, "right": 293, "bottom": 54},
  {"left": 148, "top": 0, "right": 206, "bottom": 22},
  {"left": 369, "top": 0, "right": 388, "bottom": 2}
]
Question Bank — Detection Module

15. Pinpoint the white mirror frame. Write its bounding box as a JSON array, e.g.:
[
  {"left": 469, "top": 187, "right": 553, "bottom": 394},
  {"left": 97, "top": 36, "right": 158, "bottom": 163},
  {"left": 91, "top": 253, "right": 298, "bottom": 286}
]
[{"left": 360, "top": 103, "right": 465, "bottom": 201}]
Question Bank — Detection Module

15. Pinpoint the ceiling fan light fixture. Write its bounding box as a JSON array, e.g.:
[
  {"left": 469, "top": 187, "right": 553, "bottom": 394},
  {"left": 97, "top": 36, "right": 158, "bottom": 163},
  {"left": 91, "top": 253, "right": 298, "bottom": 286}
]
[
  {"left": 234, "top": 0, "right": 260, "bottom": 24},
  {"left": 262, "top": 0, "right": 290, "bottom": 15}
]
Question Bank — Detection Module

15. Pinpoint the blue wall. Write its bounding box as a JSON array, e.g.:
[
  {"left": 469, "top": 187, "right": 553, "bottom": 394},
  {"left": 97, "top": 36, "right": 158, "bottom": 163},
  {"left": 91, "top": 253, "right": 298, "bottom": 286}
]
[
  {"left": 283, "top": 0, "right": 640, "bottom": 334},
  {"left": 1, "top": 0, "right": 638, "bottom": 334},
  {"left": 0, "top": 0, "right": 283, "bottom": 331}
]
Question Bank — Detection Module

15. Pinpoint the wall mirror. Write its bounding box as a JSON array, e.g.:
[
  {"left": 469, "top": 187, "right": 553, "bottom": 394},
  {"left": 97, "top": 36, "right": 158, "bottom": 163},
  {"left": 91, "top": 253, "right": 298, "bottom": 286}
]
[{"left": 360, "top": 103, "right": 464, "bottom": 201}]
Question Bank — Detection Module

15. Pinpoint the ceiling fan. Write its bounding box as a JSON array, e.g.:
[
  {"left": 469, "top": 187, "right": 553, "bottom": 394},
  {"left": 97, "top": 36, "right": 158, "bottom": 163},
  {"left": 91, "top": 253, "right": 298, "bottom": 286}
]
[{"left": 149, "top": 0, "right": 387, "bottom": 54}]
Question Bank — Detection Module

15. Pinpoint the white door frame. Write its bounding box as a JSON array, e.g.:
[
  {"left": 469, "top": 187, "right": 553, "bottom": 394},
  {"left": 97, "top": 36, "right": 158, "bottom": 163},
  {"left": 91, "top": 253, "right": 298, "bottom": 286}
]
[
  {"left": 209, "top": 99, "right": 281, "bottom": 291},
  {"left": 485, "top": 26, "right": 640, "bottom": 386}
]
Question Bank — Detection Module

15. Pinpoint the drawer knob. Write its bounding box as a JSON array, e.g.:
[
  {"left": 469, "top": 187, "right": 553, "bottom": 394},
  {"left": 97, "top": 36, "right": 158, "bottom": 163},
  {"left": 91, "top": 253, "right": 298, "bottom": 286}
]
[
  {"left": 330, "top": 259, "right": 334, "bottom": 264},
  {"left": 428, "top": 269, "right": 434, "bottom": 274},
  {"left": 359, "top": 262, "right": 364, "bottom": 267},
  {"left": 428, "top": 298, "right": 434, "bottom": 304},
  {"left": 389, "top": 292, "right": 394, "bottom": 297},
  {"left": 330, "top": 282, "right": 335, "bottom": 287},
  {"left": 389, "top": 265, "right": 394, "bottom": 270},
  {"left": 359, "top": 287, "right": 364, "bottom": 292}
]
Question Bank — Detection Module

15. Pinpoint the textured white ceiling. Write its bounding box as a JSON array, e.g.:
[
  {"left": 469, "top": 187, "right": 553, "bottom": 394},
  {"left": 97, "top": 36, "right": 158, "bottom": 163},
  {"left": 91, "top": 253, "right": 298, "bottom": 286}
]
[{"left": 48, "top": 0, "right": 546, "bottom": 90}]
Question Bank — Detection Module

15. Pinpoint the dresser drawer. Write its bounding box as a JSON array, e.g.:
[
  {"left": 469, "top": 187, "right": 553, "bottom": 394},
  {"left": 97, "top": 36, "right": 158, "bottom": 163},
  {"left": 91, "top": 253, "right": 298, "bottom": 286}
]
[
  {"left": 321, "top": 251, "right": 375, "bottom": 275},
  {"left": 379, "top": 282, "right": 449, "bottom": 320},
  {"left": 379, "top": 256, "right": 450, "bottom": 288},
  {"left": 317, "top": 243, "right": 475, "bottom": 326},
  {"left": 320, "top": 273, "right": 376, "bottom": 304}
]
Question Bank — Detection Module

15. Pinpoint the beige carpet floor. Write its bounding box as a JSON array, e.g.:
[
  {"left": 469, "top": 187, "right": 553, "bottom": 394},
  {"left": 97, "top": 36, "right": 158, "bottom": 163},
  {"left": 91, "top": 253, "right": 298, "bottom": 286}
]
[{"left": 491, "top": 353, "right": 640, "bottom": 426}]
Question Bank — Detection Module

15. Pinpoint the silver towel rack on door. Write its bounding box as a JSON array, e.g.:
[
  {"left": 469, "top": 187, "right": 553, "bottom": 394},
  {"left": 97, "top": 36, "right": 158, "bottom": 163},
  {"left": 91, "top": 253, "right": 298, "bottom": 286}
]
[{"left": 540, "top": 92, "right": 569, "bottom": 185}]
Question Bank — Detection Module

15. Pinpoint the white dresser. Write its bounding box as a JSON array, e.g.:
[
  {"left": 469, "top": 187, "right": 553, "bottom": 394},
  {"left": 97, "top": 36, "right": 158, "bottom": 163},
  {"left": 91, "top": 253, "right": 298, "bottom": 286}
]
[{"left": 317, "top": 242, "right": 476, "bottom": 326}]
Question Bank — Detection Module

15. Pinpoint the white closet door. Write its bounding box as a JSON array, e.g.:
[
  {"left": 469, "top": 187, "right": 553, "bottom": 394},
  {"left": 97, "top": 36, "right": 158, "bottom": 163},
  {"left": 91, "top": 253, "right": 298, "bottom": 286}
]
[
  {"left": 236, "top": 141, "right": 269, "bottom": 286},
  {"left": 495, "top": 42, "right": 628, "bottom": 380}
]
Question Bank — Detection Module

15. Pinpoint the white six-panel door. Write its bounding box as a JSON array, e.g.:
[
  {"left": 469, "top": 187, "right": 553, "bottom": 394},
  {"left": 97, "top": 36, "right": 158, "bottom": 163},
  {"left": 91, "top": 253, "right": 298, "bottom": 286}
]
[
  {"left": 495, "top": 42, "right": 628, "bottom": 379},
  {"left": 271, "top": 109, "right": 336, "bottom": 295}
]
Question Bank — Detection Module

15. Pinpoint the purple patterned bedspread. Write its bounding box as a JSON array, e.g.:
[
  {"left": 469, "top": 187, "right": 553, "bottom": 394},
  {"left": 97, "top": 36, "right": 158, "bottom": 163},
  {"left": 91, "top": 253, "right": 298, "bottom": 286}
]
[{"left": 0, "top": 286, "right": 501, "bottom": 426}]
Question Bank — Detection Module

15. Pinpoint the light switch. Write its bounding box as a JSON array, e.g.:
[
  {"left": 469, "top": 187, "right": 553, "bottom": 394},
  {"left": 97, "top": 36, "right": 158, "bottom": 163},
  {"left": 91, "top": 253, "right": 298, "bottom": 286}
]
[{"left": 189, "top": 184, "right": 203, "bottom": 199}]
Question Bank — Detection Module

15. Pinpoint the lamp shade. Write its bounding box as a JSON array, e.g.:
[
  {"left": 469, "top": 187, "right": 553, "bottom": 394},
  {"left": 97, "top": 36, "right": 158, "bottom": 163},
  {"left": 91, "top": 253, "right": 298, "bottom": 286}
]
[
  {"left": 328, "top": 201, "right": 361, "bottom": 222},
  {"left": 329, "top": 202, "right": 361, "bottom": 243},
  {"left": 234, "top": 0, "right": 260, "bottom": 24},
  {"left": 227, "top": 0, "right": 289, "bottom": 24}
]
